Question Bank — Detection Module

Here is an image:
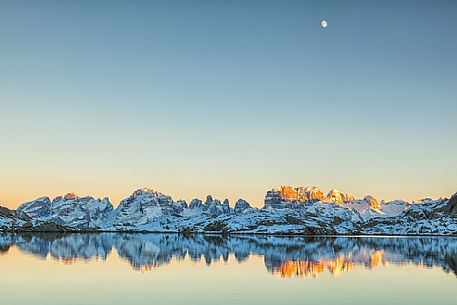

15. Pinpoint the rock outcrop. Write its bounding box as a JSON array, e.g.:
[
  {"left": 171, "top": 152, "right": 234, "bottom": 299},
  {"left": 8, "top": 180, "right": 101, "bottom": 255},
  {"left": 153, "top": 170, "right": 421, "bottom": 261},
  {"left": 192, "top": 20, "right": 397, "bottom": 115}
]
[
  {"left": 364, "top": 195, "right": 381, "bottom": 210},
  {"left": 440, "top": 193, "right": 457, "bottom": 218},
  {"left": 234, "top": 199, "right": 252, "bottom": 214},
  {"left": 325, "top": 189, "right": 355, "bottom": 205},
  {"left": 189, "top": 198, "right": 203, "bottom": 209},
  {"left": 265, "top": 186, "right": 324, "bottom": 208}
]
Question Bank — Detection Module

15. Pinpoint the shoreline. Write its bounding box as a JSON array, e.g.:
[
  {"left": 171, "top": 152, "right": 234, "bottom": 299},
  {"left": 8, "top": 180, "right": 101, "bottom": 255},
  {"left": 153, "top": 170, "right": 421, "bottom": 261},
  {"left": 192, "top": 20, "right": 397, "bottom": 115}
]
[{"left": 2, "top": 229, "right": 456, "bottom": 238}]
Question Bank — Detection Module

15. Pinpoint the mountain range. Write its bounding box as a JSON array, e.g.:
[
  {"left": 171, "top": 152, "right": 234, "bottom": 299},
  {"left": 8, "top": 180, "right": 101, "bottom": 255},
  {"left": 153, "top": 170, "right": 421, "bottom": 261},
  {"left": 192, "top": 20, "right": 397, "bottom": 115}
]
[{"left": 1, "top": 186, "right": 456, "bottom": 235}]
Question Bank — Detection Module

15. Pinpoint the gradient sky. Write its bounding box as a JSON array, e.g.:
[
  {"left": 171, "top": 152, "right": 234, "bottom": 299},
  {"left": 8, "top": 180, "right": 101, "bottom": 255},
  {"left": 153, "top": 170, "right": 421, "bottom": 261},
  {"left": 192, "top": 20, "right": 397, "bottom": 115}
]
[{"left": 1, "top": 0, "right": 456, "bottom": 209}]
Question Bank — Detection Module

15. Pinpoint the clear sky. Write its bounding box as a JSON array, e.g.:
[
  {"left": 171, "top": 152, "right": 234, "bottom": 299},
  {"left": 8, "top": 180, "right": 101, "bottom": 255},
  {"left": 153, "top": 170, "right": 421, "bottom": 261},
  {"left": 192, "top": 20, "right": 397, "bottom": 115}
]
[{"left": 0, "top": 0, "right": 456, "bottom": 209}]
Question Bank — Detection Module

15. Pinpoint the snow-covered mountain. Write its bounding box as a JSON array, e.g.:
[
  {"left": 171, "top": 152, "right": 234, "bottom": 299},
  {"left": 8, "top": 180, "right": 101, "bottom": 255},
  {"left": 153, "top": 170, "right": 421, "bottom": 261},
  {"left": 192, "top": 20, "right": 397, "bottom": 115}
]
[
  {"left": 1, "top": 186, "right": 456, "bottom": 235},
  {"left": 16, "top": 193, "right": 114, "bottom": 229}
]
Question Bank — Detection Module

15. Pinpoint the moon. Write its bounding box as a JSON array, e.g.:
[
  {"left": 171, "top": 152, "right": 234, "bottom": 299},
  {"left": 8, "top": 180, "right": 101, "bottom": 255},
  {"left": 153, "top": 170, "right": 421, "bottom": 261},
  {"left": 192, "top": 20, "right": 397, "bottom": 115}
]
[{"left": 321, "top": 20, "right": 328, "bottom": 28}]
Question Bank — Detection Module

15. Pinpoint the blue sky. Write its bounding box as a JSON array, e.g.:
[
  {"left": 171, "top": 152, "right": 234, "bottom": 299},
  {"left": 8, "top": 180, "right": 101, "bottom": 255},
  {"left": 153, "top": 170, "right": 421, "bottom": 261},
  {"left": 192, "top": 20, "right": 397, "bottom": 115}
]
[{"left": 1, "top": 0, "right": 456, "bottom": 208}]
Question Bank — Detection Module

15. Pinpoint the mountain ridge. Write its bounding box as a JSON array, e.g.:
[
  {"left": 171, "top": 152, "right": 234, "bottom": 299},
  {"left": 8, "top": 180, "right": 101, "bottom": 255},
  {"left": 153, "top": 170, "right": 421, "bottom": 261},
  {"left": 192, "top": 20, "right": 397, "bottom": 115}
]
[{"left": 1, "top": 186, "right": 456, "bottom": 235}]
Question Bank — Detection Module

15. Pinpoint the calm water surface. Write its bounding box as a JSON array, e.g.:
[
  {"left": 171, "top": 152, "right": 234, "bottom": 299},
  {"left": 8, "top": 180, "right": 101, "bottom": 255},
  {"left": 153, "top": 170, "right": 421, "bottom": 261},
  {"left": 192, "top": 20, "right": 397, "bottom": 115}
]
[{"left": 0, "top": 233, "right": 456, "bottom": 305}]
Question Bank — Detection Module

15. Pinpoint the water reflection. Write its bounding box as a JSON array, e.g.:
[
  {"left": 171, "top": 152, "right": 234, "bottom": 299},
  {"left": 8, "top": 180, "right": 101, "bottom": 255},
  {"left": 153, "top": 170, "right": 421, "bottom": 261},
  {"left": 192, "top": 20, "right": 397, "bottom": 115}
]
[{"left": 1, "top": 233, "right": 456, "bottom": 278}]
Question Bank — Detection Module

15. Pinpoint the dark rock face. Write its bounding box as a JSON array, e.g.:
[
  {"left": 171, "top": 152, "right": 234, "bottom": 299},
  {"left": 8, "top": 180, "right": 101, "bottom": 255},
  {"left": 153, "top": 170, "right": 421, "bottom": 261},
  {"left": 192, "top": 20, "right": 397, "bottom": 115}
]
[
  {"left": 200, "top": 195, "right": 233, "bottom": 216},
  {"left": 189, "top": 199, "right": 203, "bottom": 209},
  {"left": 204, "top": 199, "right": 224, "bottom": 215},
  {"left": 177, "top": 200, "right": 188, "bottom": 209},
  {"left": 171, "top": 200, "right": 187, "bottom": 213},
  {"left": 204, "top": 195, "right": 213, "bottom": 207},
  {"left": 222, "top": 199, "right": 231, "bottom": 214},
  {"left": 264, "top": 190, "right": 283, "bottom": 208},
  {"left": 0, "top": 206, "right": 17, "bottom": 219},
  {"left": 234, "top": 199, "right": 251, "bottom": 213},
  {"left": 441, "top": 193, "right": 457, "bottom": 218},
  {"left": 0, "top": 206, "right": 32, "bottom": 225}
]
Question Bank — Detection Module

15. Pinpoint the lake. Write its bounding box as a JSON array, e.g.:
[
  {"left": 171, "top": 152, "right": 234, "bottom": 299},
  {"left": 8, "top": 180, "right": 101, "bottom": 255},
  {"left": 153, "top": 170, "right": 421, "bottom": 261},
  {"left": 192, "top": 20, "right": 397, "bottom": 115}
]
[{"left": 0, "top": 233, "right": 456, "bottom": 305}]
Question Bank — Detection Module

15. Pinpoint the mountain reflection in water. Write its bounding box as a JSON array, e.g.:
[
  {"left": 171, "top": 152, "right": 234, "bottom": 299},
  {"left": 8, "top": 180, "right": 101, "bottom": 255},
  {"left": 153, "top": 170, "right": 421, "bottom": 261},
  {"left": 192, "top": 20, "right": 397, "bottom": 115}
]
[{"left": 1, "top": 233, "right": 456, "bottom": 278}]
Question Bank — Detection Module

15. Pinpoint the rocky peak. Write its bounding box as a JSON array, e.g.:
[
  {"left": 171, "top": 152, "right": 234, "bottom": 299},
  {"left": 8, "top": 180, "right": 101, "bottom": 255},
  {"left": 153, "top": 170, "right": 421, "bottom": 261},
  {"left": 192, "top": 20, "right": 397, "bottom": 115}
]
[
  {"left": 275, "top": 185, "right": 324, "bottom": 203},
  {"left": 204, "top": 195, "right": 213, "bottom": 206},
  {"left": 52, "top": 196, "right": 63, "bottom": 202},
  {"left": 265, "top": 185, "right": 324, "bottom": 208},
  {"left": 203, "top": 197, "right": 224, "bottom": 215},
  {"left": 132, "top": 188, "right": 164, "bottom": 197},
  {"left": 30, "top": 196, "right": 51, "bottom": 204},
  {"left": 176, "top": 199, "right": 187, "bottom": 208},
  {"left": 189, "top": 198, "right": 203, "bottom": 209},
  {"left": 265, "top": 185, "right": 384, "bottom": 211},
  {"left": 171, "top": 199, "right": 188, "bottom": 213},
  {"left": 129, "top": 188, "right": 175, "bottom": 208},
  {"left": 0, "top": 206, "right": 17, "bottom": 219},
  {"left": 413, "top": 198, "right": 439, "bottom": 204},
  {"left": 325, "top": 189, "right": 355, "bottom": 205},
  {"left": 64, "top": 193, "right": 79, "bottom": 200},
  {"left": 222, "top": 199, "right": 231, "bottom": 214},
  {"left": 438, "top": 193, "right": 457, "bottom": 218},
  {"left": 303, "top": 186, "right": 325, "bottom": 201},
  {"left": 234, "top": 199, "right": 251, "bottom": 213},
  {"left": 363, "top": 195, "right": 381, "bottom": 210},
  {"left": 17, "top": 197, "right": 52, "bottom": 219}
]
